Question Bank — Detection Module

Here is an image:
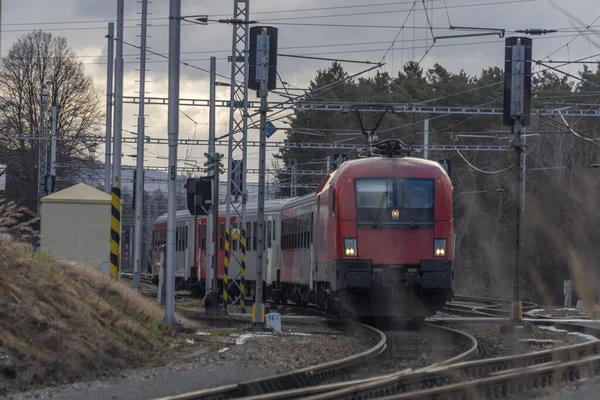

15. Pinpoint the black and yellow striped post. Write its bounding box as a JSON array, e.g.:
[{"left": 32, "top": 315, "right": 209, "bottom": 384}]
[
  {"left": 223, "top": 227, "right": 231, "bottom": 308},
  {"left": 110, "top": 187, "right": 121, "bottom": 280},
  {"left": 240, "top": 227, "right": 247, "bottom": 313}
]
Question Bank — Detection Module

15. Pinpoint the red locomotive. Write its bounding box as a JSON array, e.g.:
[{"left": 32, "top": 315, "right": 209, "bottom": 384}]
[{"left": 151, "top": 143, "right": 454, "bottom": 318}]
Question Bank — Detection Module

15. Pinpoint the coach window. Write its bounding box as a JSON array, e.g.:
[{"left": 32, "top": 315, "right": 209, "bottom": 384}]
[
  {"left": 300, "top": 215, "right": 304, "bottom": 248},
  {"left": 220, "top": 223, "right": 225, "bottom": 250},
  {"left": 268, "top": 220, "right": 272, "bottom": 248},
  {"left": 246, "top": 222, "right": 252, "bottom": 252},
  {"left": 232, "top": 222, "right": 238, "bottom": 251},
  {"left": 185, "top": 226, "right": 188, "bottom": 250},
  {"left": 283, "top": 218, "right": 288, "bottom": 250},
  {"left": 273, "top": 219, "right": 276, "bottom": 242},
  {"left": 310, "top": 212, "right": 314, "bottom": 244},
  {"left": 282, "top": 218, "right": 286, "bottom": 250},
  {"left": 294, "top": 217, "right": 299, "bottom": 249},
  {"left": 305, "top": 214, "right": 310, "bottom": 248},
  {"left": 253, "top": 221, "right": 258, "bottom": 250},
  {"left": 201, "top": 224, "right": 206, "bottom": 251},
  {"left": 305, "top": 214, "right": 309, "bottom": 248}
]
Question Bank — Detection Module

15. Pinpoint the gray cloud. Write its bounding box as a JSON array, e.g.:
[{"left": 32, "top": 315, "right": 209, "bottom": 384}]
[{"left": 2, "top": 0, "right": 600, "bottom": 178}]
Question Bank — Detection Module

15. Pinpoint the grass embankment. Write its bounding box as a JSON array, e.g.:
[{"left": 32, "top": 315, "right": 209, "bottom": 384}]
[{"left": 0, "top": 242, "right": 200, "bottom": 395}]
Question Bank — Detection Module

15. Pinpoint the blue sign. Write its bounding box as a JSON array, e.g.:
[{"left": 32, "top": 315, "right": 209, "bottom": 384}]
[{"left": 265, "top": 121, "right": 277, "bottom": 138}]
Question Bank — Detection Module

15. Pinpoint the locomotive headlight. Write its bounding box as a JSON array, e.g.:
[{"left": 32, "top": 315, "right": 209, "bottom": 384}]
[
  {"left": 391, "top": 209, "right": 400, "bottom": 220},
  {"left": 434, "top": 238, "right": 447, "bottom": 257},
  {"left": 344, "top": 238, "right": 358, "bottom": 257}
]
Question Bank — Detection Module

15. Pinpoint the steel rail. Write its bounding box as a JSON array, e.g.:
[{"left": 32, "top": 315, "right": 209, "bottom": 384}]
[
  {"left": 153, "top": 323, "right": 386, "bottom": 400},
  {"left": 303, "top": 323, "right": 600, "bottom": 400},
  {"left": 376, "top": 354, "right": 600, "bottom": 400},
  {"left": 243, "top": 323, "right": 477, "bottom": 400}
]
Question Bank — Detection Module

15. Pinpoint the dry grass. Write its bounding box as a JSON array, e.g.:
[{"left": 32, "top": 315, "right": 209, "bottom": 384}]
[{"left": 0, "top": 241, "right": 200, "bottom": 395}]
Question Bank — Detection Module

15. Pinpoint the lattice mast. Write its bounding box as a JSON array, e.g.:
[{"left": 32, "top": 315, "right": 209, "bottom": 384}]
[{"left": 223, "top": 0, "right": 250, "bottom": 313}]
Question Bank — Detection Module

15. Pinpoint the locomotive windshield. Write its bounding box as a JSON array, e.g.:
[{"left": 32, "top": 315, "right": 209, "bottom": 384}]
[{"left": 355, "top": 178, "right": 434, "bottom": 226}]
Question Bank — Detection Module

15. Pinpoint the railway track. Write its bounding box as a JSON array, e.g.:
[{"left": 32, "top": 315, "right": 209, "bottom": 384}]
[
  {"left": 119, "top": 272, "right": 154, "bottom": 285},
  {"left": 444, "top": 295, "right": 538, "bottom": 318},
  {"left": 297, "top": 321, "right": 600, "bottom": 399},
  {"left": 154, "top": 321, "right": 477, "bottom": 400}
]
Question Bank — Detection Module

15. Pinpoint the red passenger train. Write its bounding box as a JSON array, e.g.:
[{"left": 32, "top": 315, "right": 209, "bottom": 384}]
[{"left": 151, "top": 147, "right": 454, "bottom": 318}]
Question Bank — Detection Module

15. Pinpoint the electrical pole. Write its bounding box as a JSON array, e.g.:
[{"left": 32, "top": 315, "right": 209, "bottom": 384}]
[
  {"left": 37, "top": 81, "right": 47, "bottom": 213},
  {"left": 105, "top": 23, "right": 114, "bottom": 194},
  {"left": 252, "top": 27, "right": 270, "bottom": 329},
  {"left": 423, "top": 119, "right": 429, "bottom": 160},
  {"left": 109, "top": 0, "right": 125, "bottom": 281},
  {"left": 133, "top": 0, "right": 148, "bottom": 292},
  {"left": 49, "top": 95, "right": 57, "bottom": 194},
  {"left": 164, "top": 0, "right": 181, "bottom": 326},
  {"left": 205, "top": 56, "right": 219, "bottom": 312}
]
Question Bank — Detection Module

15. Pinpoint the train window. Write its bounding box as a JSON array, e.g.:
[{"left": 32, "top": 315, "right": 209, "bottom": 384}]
[
  {"left": 296, "top": 218, "right": 299, "bottom": 249},
  {"left": 184, "top": 225, "right": 188, "bottom": 250},
  {"left": 246, "top": 222, "right": 251, "bottom": 252},
  {"left": 310, "top": 212, "right": 314, "bottom": 244},
  {"left": 201, "top": 224, "right": 206, "bottom": 251},
  {"left": 397, "top": 179, "right": 434, "bottom": 222},
  {"left": 175, "top": 227, "right": 180, "bottom": 251},
  {"left": 233, "top": 222, "right": 238, "bottom": 251},
  {"left": 268, "top": 220, "right": 272, "bottom": 248},
  {"left": 282, "top": 218, "right": 287, "bottom": 250},
  {"left": 220, "top": 223, "right": 225, "bottom": 250},
  {"left": 304, "top": 214, "right": 308, "bottom": 248},
  {"left": 400, "top": 179, "right": 434, "bottom": 209},
  {"left": 272, "top": 219, "right": 276, "bottom": 241},
  {"left": 356, "top": 179, "right": 395, "bottom": 208}
]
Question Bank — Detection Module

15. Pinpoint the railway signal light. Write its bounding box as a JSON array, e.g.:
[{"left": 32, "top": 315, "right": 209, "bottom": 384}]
[
  {"left": 186, "top": 177, "right": 212, "bottom": 216},
  {"left": 248, "top": 26, "right": 278, "bottom": 92},
  {"left": 503, "top": 37, "right": 532, "bottom": 127}
]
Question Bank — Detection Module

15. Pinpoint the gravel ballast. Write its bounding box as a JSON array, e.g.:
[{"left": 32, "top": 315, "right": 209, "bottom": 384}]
[{"left": 7, "top": 321, "right": 375, "bottom": 400}]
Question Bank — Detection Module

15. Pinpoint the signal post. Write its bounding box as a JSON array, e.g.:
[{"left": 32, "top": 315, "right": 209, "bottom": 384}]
[
  {"left": 502, "top": 36, "right": 532, "bottom": 328},
  {"left": 249, "top": 26, "right": 277, "bottom": 329}
]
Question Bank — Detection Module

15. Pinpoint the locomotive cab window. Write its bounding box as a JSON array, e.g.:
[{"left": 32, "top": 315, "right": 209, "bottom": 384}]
[{"left": 355, "top": 178, "right": 434, "bottom": 225}]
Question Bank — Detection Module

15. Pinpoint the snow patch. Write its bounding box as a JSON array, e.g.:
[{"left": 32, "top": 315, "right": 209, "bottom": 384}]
[
  {"left": 232, "top": 333, "right": 273, "bottom": 345},
  {"left": 186, "top": 339, "right": 195, "bottom": 344},
  {"left": 568, "top": 332, "right": 598, "bottom": 342},
  {"left": 528, "top": 309, "right": 546, "bottom": 314},
  {"left": 219, "top": 347, "right": 229, "bottom": 353},
  {"left": 556, "top": 308, "right": 579, "bottom": 312},
  {"left": 537, "top": 325, "right": 568, "bottom": 333},
  {"left": 196, "top": 332, "right": 211, "bottom": 336},
  {"left": 287, "top": 332, "right": 312, "bottom": 336},
  {"left": 537, "top": 325, "right": 598, "bottom": 342}
]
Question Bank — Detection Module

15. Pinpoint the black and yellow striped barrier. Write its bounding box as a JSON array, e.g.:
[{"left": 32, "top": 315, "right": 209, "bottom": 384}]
[
  {"left": 240, "top": 227, "right": 246, "bottom": 314},
  {"left": 110, "top": 187, "right": 121, "bottom": 280},
  {"left": 223, "top": 227, "right": 230, "bottom": 307}
]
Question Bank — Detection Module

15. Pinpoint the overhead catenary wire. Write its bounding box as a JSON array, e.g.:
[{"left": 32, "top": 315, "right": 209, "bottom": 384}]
[{"left": 456, "top": 149, "right": 514, "bottom": 174}]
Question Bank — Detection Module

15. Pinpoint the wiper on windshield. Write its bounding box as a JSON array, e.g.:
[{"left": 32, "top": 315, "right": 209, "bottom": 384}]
[{"left": 372, "top": 190, "right": 388, "bottom": 228}]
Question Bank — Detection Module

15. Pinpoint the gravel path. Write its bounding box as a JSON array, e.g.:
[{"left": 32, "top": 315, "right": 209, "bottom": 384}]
[{"left": 5, "top": 321, "right": 374, "bottom": 400}]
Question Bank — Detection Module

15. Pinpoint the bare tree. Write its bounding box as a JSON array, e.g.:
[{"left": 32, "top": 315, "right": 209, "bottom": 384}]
[{"left": 0, "top": 30, "right": 102, "bottom": 211}]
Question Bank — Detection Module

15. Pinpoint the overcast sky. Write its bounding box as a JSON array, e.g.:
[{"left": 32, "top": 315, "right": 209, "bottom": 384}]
[{"left": 2, "top": 0, "right": 600, "bottom": 185}]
